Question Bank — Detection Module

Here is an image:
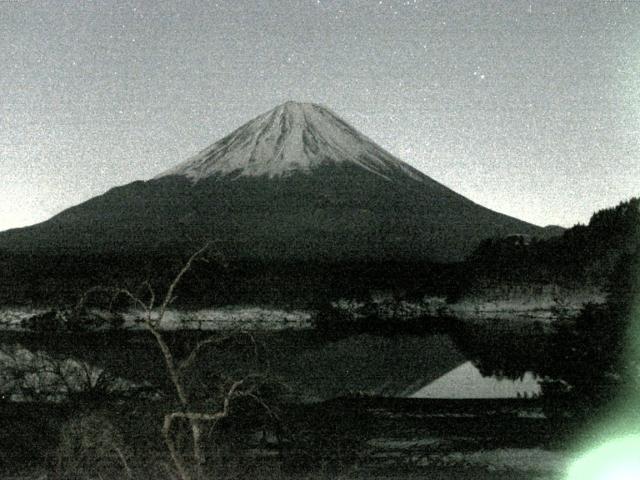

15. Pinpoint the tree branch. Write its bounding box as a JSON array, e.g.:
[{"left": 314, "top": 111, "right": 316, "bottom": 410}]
[
  {"left": 159, "top": 242, "right": 211, "bottom": 321},
  {"left": 178, "top": 335, "right": 228, "bottom": 372}
]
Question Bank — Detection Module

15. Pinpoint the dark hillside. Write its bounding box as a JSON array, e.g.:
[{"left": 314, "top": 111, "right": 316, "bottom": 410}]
[{"left": 466, "top": 197, "right": 639, "bottom": 287}]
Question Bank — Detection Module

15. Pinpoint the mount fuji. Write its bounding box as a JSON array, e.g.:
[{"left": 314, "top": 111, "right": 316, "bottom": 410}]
[{"left": 0, "top": 101, "right": 549, "bottom": 264}]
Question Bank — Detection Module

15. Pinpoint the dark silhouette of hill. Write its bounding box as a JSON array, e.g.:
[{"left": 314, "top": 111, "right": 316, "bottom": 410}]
[{"left": 467, "top": 197, "right": 640, "bottom": 286}]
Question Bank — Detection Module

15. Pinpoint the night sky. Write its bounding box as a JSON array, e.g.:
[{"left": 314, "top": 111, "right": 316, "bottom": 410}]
[{"left": 2, "top": 0, "right": 639, "bottom": 232}]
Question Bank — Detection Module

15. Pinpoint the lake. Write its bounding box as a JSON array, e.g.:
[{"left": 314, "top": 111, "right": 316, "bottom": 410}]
[{"left": 0, "top": 317, "right": 549, "bottom": 402}]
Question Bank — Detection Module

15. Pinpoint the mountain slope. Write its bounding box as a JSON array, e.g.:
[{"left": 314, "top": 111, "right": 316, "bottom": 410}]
[{"left": 0, "top": 101, "right": 549, "bottom": 264}]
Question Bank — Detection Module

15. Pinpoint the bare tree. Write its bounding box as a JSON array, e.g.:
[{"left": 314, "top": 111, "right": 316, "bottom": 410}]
[{"left": 76, "top": 243, "right": 278, "bottom": 480}]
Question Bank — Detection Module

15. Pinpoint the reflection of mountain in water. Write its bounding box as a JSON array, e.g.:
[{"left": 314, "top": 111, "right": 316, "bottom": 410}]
[
  {"left": 0, "top": 322, "right": 548, "bottom": 402},
  {"left": 448, "top": 320, "right": 550, "bottom": 383},
  {"left": 283, "top": 334, "right": 466, "bottom": 401},
  {"left": 410, "top": 361, "right": 541, "bottom": 399},
  {"left": 282, "top": 329, "right": 544, "bottom": 401}
]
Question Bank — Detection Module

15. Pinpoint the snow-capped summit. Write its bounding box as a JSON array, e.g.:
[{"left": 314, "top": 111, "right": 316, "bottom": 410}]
[{"left": 156, "top": 101, "right": 426, "bottom": 183}]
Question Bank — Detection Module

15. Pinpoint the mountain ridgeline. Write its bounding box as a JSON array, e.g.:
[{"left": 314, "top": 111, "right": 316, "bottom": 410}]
[{"left": 0, "top": 101, "right": 557, "bottom": 305}]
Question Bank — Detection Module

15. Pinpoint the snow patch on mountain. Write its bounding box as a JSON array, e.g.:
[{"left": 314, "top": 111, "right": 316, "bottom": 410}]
[{"left": 156, "top": 101, "right": 429, "bottom": 183}]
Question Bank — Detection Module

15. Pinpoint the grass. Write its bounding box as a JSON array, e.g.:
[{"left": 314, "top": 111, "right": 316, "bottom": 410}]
[{"left": 0, "top": 393, "right": 574, "bottom": 479}]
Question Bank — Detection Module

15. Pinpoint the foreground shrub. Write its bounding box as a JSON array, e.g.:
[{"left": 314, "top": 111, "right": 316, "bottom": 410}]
[{"left": 55, "top": 412, "right": 132, "bottom": 480}]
